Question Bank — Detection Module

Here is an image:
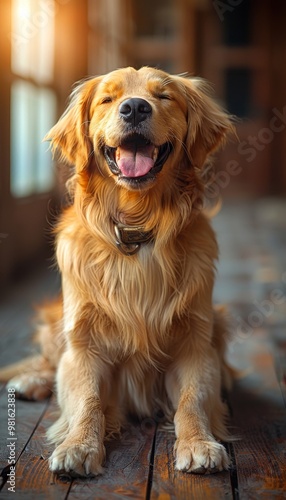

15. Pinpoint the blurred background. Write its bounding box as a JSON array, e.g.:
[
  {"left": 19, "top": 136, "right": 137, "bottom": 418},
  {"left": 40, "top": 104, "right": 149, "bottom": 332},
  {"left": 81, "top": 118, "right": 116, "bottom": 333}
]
[{"left": 0, "top": 0, "right": 286, "bottom": 288}]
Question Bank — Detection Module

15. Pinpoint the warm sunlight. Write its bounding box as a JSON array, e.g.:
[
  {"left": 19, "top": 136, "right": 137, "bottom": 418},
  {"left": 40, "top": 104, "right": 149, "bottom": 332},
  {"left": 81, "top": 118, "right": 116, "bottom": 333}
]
[
  {"left": 10, "top": 0, "right": 56, "bottom": 197},
  {"left": 15, "top": 0, "right": 31, "bottom": 20},
  {"left": 11, "top": 0, "right": 55, "bottom": 81}
]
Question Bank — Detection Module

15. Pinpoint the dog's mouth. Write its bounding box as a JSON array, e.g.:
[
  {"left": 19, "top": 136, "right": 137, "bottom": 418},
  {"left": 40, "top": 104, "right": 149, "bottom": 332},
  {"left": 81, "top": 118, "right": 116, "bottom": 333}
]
[{"left": 104, "top": 134, "right": 172, "bottom": 186}]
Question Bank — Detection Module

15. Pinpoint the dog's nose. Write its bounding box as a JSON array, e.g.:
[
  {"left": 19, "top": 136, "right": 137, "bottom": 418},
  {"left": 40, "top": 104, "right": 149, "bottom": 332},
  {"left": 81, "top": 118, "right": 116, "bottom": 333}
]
[{"left": 119, "top": 98, "right": 152, "bottom": 126}]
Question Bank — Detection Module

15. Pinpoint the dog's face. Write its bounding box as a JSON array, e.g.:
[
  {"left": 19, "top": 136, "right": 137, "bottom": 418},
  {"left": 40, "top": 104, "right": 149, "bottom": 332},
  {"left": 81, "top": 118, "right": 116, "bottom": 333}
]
[
  {"left": 46, "top": 67, "right": 233, "bottom": 192},
  {"left": 90, "top": 67, "right": 187, "bottom": 190}
]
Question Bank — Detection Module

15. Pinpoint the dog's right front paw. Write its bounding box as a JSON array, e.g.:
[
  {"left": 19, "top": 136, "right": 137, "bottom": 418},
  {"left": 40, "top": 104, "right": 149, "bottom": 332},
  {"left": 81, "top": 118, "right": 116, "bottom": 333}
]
[{"left": 49, "top": 442, "right": 106, "bottom": 477}]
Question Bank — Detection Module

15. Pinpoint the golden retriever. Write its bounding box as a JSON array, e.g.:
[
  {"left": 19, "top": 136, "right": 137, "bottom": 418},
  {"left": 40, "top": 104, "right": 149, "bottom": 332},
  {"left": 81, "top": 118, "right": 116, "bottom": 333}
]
[{"left": 0, "top": 67, "right": 234, "bottom": 477}]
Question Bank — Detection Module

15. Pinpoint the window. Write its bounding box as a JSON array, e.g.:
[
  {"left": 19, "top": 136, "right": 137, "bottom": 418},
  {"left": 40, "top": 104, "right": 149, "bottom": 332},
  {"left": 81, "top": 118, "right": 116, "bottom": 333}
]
[
  {"left": 134, "top": 0, "right": 175, "bottom": 37},
  {"left": 225, "top": 68, "right": 251, "bottom": 118},
  {"left": 132, "top": 0, "right": 177, "bottom": 72},
  {"left": 10, "top": 0, "right": 57, "bottom": 197},
  {"left": 222, "top": 0, "right": 251, "bottom": 47},
  {"left": 222, "top": 1, "right": 253, "bottom": 118}
]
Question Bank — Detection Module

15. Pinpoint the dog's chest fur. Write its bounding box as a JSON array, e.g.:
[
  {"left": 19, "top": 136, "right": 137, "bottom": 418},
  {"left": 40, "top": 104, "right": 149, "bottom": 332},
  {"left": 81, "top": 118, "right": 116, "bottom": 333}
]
[{"left": 57, "top": 209, "right": 217, "bottom": 361}]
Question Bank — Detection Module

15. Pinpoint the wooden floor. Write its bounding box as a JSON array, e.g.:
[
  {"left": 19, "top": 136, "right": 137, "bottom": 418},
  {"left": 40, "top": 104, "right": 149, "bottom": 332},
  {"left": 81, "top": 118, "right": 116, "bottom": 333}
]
[{"left": 0, "top": 199, "right": 286, "bottom": 499}]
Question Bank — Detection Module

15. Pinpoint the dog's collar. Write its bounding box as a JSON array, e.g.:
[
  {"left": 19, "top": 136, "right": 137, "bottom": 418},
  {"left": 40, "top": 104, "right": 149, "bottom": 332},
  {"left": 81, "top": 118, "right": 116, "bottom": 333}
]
[{"left": 113, "top": 220, "right": 153, "bottom": 256}]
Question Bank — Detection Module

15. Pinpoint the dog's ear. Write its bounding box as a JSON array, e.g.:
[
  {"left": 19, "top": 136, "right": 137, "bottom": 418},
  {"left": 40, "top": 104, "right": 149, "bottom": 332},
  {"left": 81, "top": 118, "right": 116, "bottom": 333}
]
[
  {"left": 175, "top": 76, "right": 235, "bottom": 167},
  {"left": 44, "top": 77, "right": 102, "bottom": 168}
]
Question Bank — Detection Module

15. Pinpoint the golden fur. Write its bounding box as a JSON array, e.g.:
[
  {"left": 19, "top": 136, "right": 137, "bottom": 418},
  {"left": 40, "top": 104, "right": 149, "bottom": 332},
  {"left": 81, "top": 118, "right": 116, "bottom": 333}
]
[{"left": 0, "top": 67, "right": 235, "bottom": 476}]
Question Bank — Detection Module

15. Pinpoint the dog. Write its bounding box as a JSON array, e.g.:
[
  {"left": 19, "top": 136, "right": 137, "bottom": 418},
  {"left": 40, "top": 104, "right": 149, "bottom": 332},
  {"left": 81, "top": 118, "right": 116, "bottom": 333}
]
[{"left": 0, "top": 66, "right": 235, "bottom": 477}]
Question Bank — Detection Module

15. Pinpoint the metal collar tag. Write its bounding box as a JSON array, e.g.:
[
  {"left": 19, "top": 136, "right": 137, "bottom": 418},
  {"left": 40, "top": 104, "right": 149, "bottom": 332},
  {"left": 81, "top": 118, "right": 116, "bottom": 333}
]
[{"left": 114, "top": 222, "right": 153, "bottom": 255}]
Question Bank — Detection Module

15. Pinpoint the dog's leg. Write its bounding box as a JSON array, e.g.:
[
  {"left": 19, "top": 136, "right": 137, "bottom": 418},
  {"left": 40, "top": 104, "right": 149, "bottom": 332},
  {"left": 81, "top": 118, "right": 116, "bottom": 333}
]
[
  {"left": 2, "top": 355, "right": 56, "bottom": 400},
  {"left": 166, "top": 324, "right": 230, "bottom": 474},
  {"left": 48, "top": 348, "right": 109, "bottom": 477}
]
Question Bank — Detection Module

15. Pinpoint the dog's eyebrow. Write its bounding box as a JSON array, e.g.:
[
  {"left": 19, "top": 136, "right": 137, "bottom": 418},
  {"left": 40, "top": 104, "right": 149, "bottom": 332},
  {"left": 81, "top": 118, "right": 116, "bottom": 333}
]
[
  {"left": 100, "top": 77, "right": 124, "bottom": 94},
  {"left": 161, "top": 77, "right": 173, "bottom": 87},
  {"left": 147, "top": 77, "right": 173, "bottom": 92}
]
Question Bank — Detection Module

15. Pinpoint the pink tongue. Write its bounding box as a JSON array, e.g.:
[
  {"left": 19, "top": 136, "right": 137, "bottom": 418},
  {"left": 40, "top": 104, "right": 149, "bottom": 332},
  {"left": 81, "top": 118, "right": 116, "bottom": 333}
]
[{"left": 117, "top": 144, "right": 155, "bottom": 177}]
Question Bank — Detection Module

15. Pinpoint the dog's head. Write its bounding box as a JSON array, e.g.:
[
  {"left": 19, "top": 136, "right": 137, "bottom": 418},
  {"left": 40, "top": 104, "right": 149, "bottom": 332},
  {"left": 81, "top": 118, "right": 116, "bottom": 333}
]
[{"left": 46, "top": 67, "right": 234, "bottom": 192}]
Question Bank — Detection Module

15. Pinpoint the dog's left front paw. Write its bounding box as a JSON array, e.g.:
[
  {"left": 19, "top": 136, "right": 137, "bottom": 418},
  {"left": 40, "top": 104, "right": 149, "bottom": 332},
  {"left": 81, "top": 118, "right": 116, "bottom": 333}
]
[
  {"left": 49, "top": 442, "right": 106, "bottom": 478},
  {"left": 174, "top": 438, "right": 230, "bottom": 474}
]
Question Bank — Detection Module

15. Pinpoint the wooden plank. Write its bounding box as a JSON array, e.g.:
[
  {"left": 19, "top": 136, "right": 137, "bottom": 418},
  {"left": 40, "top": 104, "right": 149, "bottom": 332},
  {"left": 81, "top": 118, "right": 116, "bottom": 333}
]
[
  {"left": 151, "top": 430, "right": 233, "bottom": 500},
  {"left": 0, "top": 393, "right": 50, "bottom": 496},
  {"left": 228, "top": 328, "right": 286, "bottom": 499},
  {"left": 67, "top": 419, "right": 156, "bottom": 500},
  {"left": 0, "top": 396, "right": 70, "bottom": 499},
  {"left": 0, "top": 393, "right": 49, "bottom": 470},
  {"left": 0, "top": 397, "right": 155, "bottom": 499}
]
